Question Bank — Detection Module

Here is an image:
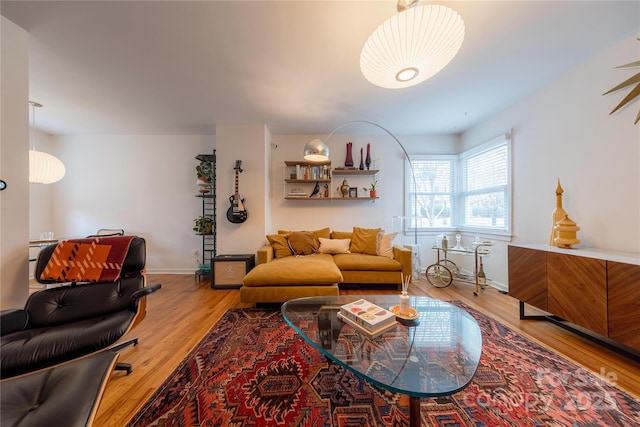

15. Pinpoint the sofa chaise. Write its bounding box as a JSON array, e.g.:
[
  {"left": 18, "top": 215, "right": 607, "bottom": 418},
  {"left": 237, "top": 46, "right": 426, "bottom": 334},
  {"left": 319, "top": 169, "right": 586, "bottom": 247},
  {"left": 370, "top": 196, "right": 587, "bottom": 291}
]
[{"left": 240, "top": 227, "right": 412, "bottom": 304}]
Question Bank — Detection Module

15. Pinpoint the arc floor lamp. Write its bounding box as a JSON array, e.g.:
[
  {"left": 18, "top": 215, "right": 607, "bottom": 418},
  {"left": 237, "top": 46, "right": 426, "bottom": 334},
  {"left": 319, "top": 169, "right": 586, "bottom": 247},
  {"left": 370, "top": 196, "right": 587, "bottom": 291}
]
[{"left": 303, "top": 120, "right": 422, "bottom": 279}]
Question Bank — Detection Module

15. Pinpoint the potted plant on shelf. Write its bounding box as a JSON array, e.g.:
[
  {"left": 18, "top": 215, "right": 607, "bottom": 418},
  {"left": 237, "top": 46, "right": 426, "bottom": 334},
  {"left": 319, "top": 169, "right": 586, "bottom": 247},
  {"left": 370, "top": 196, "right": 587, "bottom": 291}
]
[
  {"left": 193, "top": 215, "right": 214, "bottom": 235},
  {"left": 363, "top": 180, "right": 378, "bottom": 198},
  {"left": 196, "top": 160, "right": 213, "bottom": 193}
]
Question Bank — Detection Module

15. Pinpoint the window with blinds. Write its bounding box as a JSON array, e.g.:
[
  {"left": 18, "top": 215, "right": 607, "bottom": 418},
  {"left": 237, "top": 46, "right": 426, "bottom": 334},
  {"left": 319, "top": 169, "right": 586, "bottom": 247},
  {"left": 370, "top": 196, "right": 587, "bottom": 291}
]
[{"left": 407, "top": 133, "right": 511, "bottom": 234}]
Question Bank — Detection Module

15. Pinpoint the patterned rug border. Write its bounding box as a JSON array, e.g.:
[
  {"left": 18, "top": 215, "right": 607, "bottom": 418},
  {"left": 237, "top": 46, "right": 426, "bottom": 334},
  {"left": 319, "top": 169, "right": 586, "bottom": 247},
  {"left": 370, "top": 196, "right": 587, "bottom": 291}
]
[{"left": 127, "top": 299, "right": 640, "bottom": 426}]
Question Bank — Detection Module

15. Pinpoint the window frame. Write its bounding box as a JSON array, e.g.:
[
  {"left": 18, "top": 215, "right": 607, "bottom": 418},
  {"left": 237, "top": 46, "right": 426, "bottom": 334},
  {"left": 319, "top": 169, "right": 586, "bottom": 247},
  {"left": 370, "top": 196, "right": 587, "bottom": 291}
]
[{"left": 406, "top": 133, "right": 512, "bottom": 237}]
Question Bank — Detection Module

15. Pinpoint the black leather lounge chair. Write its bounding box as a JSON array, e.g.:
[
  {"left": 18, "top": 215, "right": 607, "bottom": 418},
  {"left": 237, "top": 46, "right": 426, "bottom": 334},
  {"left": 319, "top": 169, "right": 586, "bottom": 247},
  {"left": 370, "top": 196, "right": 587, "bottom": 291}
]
[
  {"left": 1, "top": 351, "right": 119, "bottom": 427},
  {"left": 0, "top": 236, "right": 161, "bottom": 379}
]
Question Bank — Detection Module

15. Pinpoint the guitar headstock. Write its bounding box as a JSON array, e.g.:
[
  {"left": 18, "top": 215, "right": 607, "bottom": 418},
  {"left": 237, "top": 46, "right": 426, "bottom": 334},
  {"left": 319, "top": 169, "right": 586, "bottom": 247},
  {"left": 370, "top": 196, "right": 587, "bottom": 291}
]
[{"left": 234, "top": 160, "right": 243, "bottom": 173}]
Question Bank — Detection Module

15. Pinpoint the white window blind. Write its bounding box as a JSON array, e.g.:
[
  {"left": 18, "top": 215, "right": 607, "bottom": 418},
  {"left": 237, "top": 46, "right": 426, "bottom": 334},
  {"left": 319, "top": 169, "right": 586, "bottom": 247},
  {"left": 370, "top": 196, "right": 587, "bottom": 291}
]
[
  {"left": 408, "top": 156, "right": 456, "bottom": 229},
  {"left": 459, "top": 135, "right": 510, "bottom": 232}
]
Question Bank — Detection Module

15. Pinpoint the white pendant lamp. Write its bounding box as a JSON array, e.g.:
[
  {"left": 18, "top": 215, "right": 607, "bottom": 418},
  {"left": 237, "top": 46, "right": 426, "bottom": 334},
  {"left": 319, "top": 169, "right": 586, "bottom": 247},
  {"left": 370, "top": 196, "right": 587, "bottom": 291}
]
[
  {"left": 29, "top": 101, "right": 65, "bottom": 184},
  {"left": 360, "top": 2, "right": 465, "bottom": 89}
]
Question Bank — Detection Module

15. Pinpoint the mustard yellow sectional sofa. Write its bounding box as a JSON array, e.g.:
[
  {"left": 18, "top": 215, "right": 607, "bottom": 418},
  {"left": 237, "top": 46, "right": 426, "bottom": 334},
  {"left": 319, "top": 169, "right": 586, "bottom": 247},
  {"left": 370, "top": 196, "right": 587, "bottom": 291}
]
[{"left": 240, "top": 227, "right": 412, "bottom": 304}]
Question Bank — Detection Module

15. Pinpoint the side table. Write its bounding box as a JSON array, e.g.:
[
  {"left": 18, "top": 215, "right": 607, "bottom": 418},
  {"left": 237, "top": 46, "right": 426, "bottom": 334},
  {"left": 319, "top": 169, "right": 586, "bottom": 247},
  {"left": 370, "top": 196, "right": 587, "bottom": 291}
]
[{"left": 211, "top": 254, "right": 255, "bottom": 289}]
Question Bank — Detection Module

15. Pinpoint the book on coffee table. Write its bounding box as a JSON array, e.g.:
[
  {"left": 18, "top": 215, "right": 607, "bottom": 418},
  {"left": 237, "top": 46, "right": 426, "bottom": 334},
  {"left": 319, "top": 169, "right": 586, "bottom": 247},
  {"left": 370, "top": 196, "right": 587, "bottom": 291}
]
[
  {"left": 337, "top": 312, "right": 397, "bottom": 338},
  {"left": 338, "top": 299, "right": 397, "bottom": 337}
]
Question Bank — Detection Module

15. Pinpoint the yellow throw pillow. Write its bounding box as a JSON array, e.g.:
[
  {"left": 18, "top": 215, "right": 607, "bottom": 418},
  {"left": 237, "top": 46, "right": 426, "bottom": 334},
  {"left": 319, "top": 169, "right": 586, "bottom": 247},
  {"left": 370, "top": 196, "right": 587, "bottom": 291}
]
[
  {"left": 378, "top": 232, "right": 398, "bottom": 259},
  {"left": 318, "top": 238, "right": 351, "bottom": 254},
  {"left": 350, "top": 227, "right": 383, "bottom": 255},
  {"left": 266, "top": 234, "right": 292, "bottom": 258},
  {"left": 330, "top": 230, "right": 352, "bottom": 240},
  {"left": 278, "top": 227, "right": 331, "bottom": 239},
  {"left": 286, "top": 231, "right": 320, "bottom": 256}
]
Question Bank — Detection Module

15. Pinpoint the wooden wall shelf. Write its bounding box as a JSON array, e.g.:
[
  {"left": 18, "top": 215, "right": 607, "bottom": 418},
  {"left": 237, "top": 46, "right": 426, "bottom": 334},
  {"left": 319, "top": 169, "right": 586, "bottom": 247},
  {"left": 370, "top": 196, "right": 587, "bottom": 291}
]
[
  {"left": 284, "top": 197, "right": 378, "bottom": 201},
  {"left": 333, "top": 169, "right": 379, "bottom": 175}
]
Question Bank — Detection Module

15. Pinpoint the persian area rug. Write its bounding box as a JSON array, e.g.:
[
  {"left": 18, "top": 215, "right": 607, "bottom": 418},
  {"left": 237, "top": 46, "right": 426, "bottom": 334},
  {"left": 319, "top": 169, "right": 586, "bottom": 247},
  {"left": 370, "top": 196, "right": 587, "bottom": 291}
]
[{"left": 127, "top": 302, "right": 640, "bottom": 427}]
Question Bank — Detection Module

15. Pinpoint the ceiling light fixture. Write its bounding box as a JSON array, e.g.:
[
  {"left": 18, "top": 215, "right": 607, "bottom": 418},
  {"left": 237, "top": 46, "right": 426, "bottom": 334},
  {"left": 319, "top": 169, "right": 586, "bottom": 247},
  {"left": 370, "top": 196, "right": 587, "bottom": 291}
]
[
  {"left": 29, "top": 101, "right": 65, "bottom": 184},
  {"left": 360, "top": 0, "right": 465, "bottom": 89},
  {"left": 303, "top": 138, "right": 331, "bottom": 162}
]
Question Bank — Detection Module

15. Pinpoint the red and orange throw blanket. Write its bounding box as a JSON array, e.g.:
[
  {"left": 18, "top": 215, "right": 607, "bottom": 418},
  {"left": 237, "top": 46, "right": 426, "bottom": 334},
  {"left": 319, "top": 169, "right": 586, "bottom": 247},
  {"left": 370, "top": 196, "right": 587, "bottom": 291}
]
[{"left": 39, "top": 236, "right": 136, "bottom": 283}]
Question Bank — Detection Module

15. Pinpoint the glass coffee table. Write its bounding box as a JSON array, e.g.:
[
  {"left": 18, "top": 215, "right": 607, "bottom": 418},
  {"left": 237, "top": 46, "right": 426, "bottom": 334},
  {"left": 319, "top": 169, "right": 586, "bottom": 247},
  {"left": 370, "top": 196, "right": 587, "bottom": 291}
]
[{"left": 281, "top": 295, "right": 482, "bottom": 427}]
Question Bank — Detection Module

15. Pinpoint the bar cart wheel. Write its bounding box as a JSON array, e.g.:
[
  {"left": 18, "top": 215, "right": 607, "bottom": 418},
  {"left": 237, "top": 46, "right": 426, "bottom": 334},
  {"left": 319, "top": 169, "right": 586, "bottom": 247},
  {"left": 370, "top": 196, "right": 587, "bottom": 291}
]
[{"left": 425, "top": 264, "right": 453, "bottom": 288}]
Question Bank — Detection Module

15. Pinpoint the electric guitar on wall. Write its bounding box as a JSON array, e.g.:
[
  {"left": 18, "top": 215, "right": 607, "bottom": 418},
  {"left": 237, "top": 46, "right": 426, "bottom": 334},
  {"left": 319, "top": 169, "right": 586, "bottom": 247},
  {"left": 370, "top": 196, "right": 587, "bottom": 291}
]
[{"left": 226, "top": 160, "right": 248, "bottom": 223}]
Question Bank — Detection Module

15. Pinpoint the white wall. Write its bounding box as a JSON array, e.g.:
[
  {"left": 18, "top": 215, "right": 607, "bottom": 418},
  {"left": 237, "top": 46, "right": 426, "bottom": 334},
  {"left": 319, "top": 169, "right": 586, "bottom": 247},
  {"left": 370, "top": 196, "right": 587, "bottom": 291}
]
[
  {"left": 51, "top": 134, "right": 214, "bottom": 273},
  {"left": 1, "top": 17, "right": 30, "bottom": 309},
  {"left": 460, "top": 34, "right": 640, "bottom": 290}
]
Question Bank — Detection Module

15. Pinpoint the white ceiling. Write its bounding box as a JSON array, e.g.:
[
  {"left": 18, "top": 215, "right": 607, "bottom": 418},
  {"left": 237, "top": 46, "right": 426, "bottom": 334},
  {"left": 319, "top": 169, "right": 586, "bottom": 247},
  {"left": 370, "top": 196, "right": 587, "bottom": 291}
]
[{"left": 2, "top": 1, "right": 638, "bottom": 136}]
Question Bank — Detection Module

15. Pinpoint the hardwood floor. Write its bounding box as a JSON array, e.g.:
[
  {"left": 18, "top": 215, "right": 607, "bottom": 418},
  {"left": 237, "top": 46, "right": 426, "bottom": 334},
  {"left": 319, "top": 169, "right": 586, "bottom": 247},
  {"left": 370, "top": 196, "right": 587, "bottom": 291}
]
[{"left": 95, "top": 274, "right": 640, "bottom": 427}]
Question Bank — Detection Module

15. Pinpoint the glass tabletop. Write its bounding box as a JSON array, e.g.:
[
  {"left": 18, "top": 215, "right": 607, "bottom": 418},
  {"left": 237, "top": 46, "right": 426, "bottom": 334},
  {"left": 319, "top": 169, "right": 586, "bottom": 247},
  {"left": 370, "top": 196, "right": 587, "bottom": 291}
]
[{"left": 281, "top": 295, "right": 482, "bottom": 398}]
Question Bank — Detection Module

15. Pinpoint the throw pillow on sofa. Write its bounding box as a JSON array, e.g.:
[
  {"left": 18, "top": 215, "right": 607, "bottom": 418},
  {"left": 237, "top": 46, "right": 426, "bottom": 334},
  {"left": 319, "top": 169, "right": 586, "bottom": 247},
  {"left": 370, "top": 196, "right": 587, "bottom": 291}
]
[
  {"left": 350, "top": 227, "right": 383, "bottom": 255},
  {"left": 266, "top": 234, "right": 292, "bottom": 258},
  {"left": 318, "top": 238, "right": 351, "bottom": 254},
  {"left": 378, "top": 232, "right": 398, "bottom": 259},
  {"left": 330, "top": 230, "right": 352, "bottom": 240},
  {"left": 286, "top": 231, "right": 320, "bottom": 256},
  {"left": 278, "top": 227, "right": 331, "bottom": 239}
]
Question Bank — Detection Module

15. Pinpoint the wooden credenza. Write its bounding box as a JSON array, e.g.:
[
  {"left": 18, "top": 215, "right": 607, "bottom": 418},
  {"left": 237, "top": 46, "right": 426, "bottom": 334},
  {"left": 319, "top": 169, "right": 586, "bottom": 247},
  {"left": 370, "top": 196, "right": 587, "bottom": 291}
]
[{"left": 508, "top": 244, "right": 640, "bottom": 352}]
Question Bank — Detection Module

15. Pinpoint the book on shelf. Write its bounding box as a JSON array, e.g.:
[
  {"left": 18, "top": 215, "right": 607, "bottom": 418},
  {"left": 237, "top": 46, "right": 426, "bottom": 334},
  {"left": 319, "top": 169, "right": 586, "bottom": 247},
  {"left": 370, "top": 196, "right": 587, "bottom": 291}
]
[
  {"left": 338, "top": 299, "right": 396, "bottom": 335},
  {"left": 295, "top": 164, "right": 331, "bottom": 180},
  {"left": 287, "top": 188, "right": 308, "bottom": 197}
]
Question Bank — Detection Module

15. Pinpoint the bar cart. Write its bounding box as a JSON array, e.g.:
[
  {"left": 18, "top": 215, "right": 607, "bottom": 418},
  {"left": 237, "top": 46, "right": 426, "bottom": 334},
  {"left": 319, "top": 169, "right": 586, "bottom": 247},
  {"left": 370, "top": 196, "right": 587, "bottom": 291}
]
[{"left": 425, "top": 241, "right": 494, "bottom": 295}]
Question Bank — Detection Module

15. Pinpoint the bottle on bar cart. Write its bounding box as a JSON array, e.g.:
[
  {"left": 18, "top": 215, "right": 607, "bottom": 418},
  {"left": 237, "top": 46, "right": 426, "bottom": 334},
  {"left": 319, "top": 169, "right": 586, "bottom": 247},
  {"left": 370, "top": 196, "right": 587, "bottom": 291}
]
[{"left": 477, "top": 256, "right": 486, "bottom": 286}]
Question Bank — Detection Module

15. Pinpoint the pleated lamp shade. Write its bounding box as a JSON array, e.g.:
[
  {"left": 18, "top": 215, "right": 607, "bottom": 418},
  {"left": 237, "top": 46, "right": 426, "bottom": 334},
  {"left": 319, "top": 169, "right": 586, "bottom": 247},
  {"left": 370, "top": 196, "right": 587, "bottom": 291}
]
[
  {"left": 29, "top": 149, "right": 66, "bottom": 184},
  {"left": 360, "top": 4, "right": 465, "bottom": 89}
]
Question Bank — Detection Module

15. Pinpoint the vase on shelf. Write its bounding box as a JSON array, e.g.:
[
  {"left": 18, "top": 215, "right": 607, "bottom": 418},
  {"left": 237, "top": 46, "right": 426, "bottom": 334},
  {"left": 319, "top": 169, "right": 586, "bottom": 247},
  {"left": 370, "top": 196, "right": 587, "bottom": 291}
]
[
  {"left": 340, "top": 179, "right": 349, "bottom": 197},
  {"left": 345, "top": 142, "right": 354, "bottom": 168},
  {"left": 359, "top": 147, "right": 364, "bottom": 170},
  {"left": 365, "top": 143, "right": 371, "bottom": 170}
]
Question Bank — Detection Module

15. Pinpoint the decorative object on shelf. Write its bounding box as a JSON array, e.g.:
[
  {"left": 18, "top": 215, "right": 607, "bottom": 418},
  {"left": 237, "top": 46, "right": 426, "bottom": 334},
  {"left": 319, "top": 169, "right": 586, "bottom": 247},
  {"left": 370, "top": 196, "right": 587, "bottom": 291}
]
[
  {"left": 226, "top": 160, "right": 248, "bottom": 224},
  {"left": 339, "top": 179, "right": 349, "bottom": 197},
  {"left": 603, "top": 39, "right": 640, "bottom": 125},
  {"left": 359, "top": 147, "right": 365, "bottom": 170},
  {"left": 309, "top": 182, "right": 320, "bottom": 198},
  {"left": 365, "top": 143, "right": 372, "bottom": 170},
  {"left": 553, "top": 214, "right": 581, "bottom": 248},
  {"left": 549, "top": 179, "right": 568, "bottom": 246},
  {"left": 362, "top": 179, "right": 378, "bottom": 198},
  {"left": 360, "top": 1, "right": 465, "bottom": 89},
  {"left": 29, "top": 101, "right": 66, "bottom": 184},
  {"left": 323, "top": 184, "right": 329, "bottom": 198},
  {"left": 348, "top": 187, "right": 358, "bottom": 198},
  {"left": 193, "top": 216, "right": 214, "bottom": 235},
  {"left": 344, "top": 142, "right": 354, "bottom": 167},
  {"left": 303, "top": 138, "right": 330, "bottom": 162}
]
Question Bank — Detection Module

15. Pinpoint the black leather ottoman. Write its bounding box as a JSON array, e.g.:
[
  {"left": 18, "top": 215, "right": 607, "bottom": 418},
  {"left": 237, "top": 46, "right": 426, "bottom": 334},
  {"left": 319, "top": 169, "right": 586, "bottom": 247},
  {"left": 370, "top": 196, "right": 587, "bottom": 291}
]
[{"left": 1, "top": 351, "right": 118, "bottom": 427}]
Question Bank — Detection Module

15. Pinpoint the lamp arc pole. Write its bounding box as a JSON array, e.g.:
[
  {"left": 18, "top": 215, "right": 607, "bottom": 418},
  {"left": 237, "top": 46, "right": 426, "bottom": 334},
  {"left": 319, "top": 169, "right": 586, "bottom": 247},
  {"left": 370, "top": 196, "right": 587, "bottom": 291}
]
[{"left": 321, "top": 120, "right": 419, "bottom": 247}]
